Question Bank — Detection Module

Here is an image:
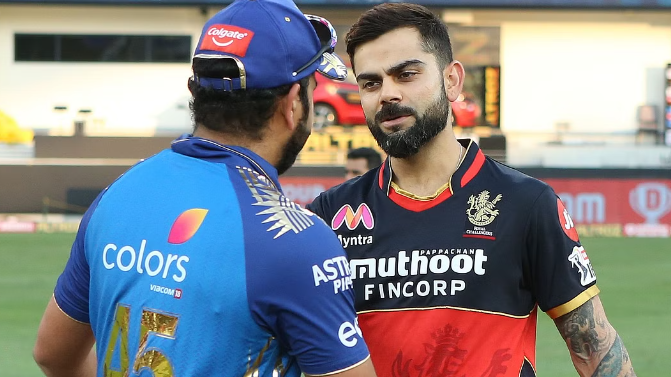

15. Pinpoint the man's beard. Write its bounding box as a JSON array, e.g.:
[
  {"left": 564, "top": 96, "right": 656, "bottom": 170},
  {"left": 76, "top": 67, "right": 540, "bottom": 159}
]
[
  {"left": 275, "top": 113, "right": 311, "bottom": 175},
  {"left": 367, "top": 88, "right": 449, "bottom": 159}
]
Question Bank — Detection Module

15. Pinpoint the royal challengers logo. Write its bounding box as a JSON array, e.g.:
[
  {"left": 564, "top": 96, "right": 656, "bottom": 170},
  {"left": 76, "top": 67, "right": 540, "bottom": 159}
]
[{"left": 467, "top": 191, "right": 502, "bottom": 226}]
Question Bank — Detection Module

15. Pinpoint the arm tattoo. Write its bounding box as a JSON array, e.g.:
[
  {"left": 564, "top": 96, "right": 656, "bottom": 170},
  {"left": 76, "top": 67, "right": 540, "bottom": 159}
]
[
  {"left": 554, "top": 298, "right": 636, "bottom": 376},
  {"left": 555, "top": 299, "right": 610, "bottom": 359},
  {"left": 591, "top": 335, "right": 637, "bottom": 377}
]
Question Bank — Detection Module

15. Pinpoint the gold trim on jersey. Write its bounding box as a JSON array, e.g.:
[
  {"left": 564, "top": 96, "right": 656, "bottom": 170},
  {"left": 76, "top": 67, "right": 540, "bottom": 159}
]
[
  {"left": 274, "top": 355, "right": 287, "bottom": 377},
  {"left": 357, "top": 304, "right": 533, "bottom": 319},
  {"left": 390, "top": 181, "right": 451, "bottom": 201},
  {"left": 386, "top": 143, "right": 466, "bottom": 200},
  {"left": 546, "top": 285, "right": 600, "bottom": 319},
  {"left": 244, "top": 336, "right": 274, "bottom": 377},
  {"left": 53, "top": 294, "right": 89, "bottom": 325},
  {"left": 307, "top": 355, "right": 371, "bottom": 376}
]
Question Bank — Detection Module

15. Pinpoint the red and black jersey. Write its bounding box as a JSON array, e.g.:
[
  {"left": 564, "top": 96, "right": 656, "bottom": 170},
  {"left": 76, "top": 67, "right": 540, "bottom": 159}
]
[{"left": 307, "top": 139, "right": 599, "bottom": 377}]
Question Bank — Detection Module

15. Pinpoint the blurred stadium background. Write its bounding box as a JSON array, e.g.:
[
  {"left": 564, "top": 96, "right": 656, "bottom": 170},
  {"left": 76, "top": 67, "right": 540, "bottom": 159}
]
[{"left": 1, "top": 0, "right": 670, "bottom": 376}]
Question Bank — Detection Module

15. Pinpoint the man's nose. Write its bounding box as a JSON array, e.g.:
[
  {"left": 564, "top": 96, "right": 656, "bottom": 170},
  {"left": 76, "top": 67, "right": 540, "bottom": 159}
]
[{"left": 379, "top": 79, "right": 402, "bottom": 105}]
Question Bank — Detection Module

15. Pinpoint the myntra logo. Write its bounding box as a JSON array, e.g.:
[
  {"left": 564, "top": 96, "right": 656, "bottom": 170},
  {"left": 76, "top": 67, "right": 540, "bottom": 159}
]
[
  {"left": 331, "top": 204, "right": 374, "bottom": 230},
  {"left": 168, "top": 208, "right": 208, "bottom": 244}
]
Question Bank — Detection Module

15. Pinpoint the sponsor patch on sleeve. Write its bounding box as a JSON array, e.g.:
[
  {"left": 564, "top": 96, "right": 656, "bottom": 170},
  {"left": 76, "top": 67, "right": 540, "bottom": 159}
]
[{"left": 557, "top": 198, "right": 580, "bottom": 242}]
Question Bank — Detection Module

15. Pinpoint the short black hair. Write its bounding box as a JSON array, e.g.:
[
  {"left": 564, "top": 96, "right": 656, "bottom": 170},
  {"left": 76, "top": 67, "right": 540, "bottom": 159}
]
[
  {"left": 347, "top": 147, "right": 383, "bottom": 169},
  {"left": 346, "top": 3, "right": 453, "bottom": 72},
  {"left": 188, "top": 57, "right": 311, "bottom": 140}
]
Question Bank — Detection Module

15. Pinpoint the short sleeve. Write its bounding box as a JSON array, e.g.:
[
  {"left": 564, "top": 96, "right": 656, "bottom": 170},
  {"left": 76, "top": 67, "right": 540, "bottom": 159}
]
[
  {"left": 247, "top": 219, "right": 369, "bottom": 375},
  {"left": 53, "top": 192, "right": 105, "bottom": 323},
  {"left": 526, "top": 186, "right": 600, "bottom": 319},
  {"left": 306, "top": 192, "right": 328, "bottom": 222}
]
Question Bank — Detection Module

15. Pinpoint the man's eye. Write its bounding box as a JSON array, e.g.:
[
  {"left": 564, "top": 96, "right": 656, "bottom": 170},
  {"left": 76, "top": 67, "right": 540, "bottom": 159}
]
[
  {"left": 362, "top": 81, "right": 379, "bottom": 90},
  {"left": 399, "top": 71, "right": 417, "bottom": 79}
]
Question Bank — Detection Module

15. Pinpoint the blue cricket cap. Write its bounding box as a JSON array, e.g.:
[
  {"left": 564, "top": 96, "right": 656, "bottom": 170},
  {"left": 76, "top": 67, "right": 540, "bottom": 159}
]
[{"left": 192, "top": 0, "right": 347, "bottom": 91}]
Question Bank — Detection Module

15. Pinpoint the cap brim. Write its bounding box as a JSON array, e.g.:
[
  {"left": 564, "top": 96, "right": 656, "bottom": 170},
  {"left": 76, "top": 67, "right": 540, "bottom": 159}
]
[{"left": 317, "top": 52, "right": 348, "bottom": 81}]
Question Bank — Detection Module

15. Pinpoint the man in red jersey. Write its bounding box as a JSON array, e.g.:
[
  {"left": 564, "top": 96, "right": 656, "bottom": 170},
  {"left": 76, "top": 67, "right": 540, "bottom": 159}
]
[{"left": 307, "top": 3, "right": 636, "bottom": 376}]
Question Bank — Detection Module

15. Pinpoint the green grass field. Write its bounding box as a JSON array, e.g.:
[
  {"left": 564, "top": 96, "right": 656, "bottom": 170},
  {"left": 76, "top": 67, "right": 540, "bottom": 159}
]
[{"left": 1, "top": 234, "right": 669, "bottom": 376}]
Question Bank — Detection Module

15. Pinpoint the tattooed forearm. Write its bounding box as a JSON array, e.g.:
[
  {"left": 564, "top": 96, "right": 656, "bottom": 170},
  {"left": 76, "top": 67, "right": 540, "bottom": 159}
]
[
  {"left": 591, "top": 335, "right": 637, "bottom": 377},
  {"left": 555, "top": 299, "right": 611, "bottom": 360},
  {"left": 553, "top": 296, "right": 636, "bottom": 376}
]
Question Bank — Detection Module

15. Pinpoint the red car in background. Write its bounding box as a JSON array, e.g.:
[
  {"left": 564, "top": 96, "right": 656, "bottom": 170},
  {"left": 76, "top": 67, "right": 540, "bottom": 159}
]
[
  {"left": 452, "top": 93, "right": 482, "bottom": 128},
  {"left": 313, "top": 73, "right": 482, "bottom": 129},
  {"left": 313, "top": 73, "right": 366, "bottom": 130}
]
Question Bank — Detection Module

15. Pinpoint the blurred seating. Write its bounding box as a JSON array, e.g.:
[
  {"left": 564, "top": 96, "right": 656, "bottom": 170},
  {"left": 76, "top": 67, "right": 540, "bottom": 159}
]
[
  {"left": 635, "top": 105, "right": 662, "bottom": 145},
  {"left": 0, "top": 109, "right": 34, "bottom": 144}
]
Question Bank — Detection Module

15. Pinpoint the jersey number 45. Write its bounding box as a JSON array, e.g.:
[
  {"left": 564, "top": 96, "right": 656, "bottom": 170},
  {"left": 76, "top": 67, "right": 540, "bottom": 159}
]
[{"left": 103, "top": 303, "right": 179, "bottom": 377}]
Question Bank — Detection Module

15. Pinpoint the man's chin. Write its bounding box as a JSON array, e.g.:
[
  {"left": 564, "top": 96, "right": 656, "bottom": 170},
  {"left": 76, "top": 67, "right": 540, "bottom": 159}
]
[
  {"left": 385, "top": 125, "right": 405, "bottom": 134},
  {"left": 370, "top": 122, "right": 409, "bottom": 136},
  {"left": 385, "top": 146, "right": 421, "bottom": 159}
]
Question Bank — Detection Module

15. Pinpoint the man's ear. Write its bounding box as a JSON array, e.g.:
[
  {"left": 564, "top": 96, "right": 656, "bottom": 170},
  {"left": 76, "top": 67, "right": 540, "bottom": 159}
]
[
  {"left": 280, "top": 83, "right": 302, "bottom": 131},
  {"left": 444, "top": 60, "right": 465, "bottom": 103}
]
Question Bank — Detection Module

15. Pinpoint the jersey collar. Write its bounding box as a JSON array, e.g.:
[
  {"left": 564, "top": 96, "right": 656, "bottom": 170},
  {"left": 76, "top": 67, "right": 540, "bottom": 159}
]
[
  {"left": 171, "top": 134, "right": 282, "bottom": 192},
  {"left": 377, "top": 138, "right": 486, "bottom": 211}
]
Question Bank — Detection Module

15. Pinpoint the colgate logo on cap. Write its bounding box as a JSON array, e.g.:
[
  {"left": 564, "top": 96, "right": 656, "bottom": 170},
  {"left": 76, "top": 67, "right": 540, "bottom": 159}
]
[{"left": 199, "top": 24, "right": 254, "bottom": 57}]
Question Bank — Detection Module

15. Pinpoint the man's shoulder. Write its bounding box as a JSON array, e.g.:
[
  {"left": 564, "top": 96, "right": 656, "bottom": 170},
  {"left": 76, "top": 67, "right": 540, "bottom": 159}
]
[
  {"left": 321, "top": 169, "right": 378, "bottom": 202},
  {"left": 485, "top": 157, "right": 551, "bottom": 191},
  {"left": 307, "top": 168, "right": 378, "bottom": 219}
]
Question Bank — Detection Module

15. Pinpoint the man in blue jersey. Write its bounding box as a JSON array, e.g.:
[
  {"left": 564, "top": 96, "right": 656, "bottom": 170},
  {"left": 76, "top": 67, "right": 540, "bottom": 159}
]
[
  {"left": 307, "top": 3, "right": 636, "bottom": 377},
  {"left": 33, "top": 1, "right": 376, "bottom": 376}
]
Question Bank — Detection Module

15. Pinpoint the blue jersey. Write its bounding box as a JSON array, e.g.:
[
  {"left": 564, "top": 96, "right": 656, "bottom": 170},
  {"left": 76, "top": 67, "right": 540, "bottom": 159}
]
[{"left": 54, "top": 135, "right": 369, "bottom": 377}]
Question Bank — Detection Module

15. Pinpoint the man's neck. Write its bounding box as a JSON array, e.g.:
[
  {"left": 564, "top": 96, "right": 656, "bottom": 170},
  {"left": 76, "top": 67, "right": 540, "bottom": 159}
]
[
  {"left": 389, "top": 131, "right": 464, "bottom": 197},
  {"left": 192, "top": 127, "right": 278, "bottom": 167}
]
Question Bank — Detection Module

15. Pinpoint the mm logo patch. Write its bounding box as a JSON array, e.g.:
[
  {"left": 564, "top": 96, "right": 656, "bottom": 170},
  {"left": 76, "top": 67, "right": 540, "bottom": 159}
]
[{"left": 331, "top": 203, "right": 374, "bottom": 230}]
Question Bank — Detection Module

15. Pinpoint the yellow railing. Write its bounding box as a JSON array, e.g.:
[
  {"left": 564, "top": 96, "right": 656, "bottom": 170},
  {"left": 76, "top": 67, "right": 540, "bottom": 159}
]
[{"left": 296, "top": 126, "right": 382, "bottom": 165}]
